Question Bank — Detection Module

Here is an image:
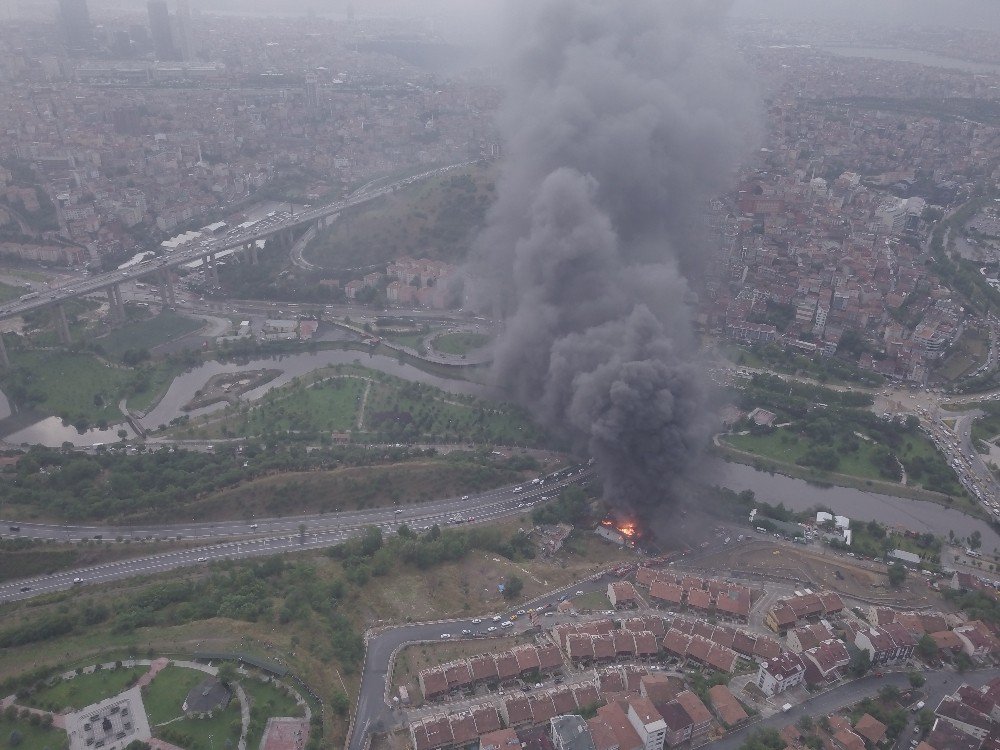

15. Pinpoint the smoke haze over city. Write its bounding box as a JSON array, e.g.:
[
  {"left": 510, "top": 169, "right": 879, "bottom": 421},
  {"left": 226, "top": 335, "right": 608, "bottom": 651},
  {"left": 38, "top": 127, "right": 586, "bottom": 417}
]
[{"left": 471, "top": 0, "right": 759, "bottom": 515}]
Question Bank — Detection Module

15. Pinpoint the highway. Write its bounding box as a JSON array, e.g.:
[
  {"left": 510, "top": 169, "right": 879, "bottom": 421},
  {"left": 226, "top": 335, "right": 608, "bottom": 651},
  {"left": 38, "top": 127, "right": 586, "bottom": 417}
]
[
  {"left": 0, "top": 468, "right": 590, "bottom": 603},
  {"left": 0, "top": 161, "right": 474, "bottom": 322}
]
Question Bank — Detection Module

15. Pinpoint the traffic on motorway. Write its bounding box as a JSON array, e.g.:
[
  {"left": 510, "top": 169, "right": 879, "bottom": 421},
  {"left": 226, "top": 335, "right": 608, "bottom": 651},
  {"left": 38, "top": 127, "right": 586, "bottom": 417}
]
[
  {"left": 0, "top": 464, "right": 592, "bottom": 603},
  {"left": 0, "top": 162, "right": 474, "bottom": 321}
]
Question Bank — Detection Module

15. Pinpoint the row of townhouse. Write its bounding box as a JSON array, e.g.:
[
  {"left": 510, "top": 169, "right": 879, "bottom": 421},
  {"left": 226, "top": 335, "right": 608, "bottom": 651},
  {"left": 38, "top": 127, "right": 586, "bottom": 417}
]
[
  {"left": 419, "top": 643, "right": 564, "bottom": 700},
  {"left": 413, "top": 665, "right": 757, "bottom": 750},
  {"left": 636, "top": 568, "right": 753, "bottom": 621},
  {"left": 763, "top": 589, "right": 845, "bottom": 634},
  {"left": 866, "top": 606, "right": 997, "bottom": 661}
]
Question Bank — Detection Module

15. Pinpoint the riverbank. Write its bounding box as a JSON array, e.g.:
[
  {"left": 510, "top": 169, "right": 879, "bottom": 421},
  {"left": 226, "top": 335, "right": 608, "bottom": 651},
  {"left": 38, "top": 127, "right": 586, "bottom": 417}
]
[
  {"left": 712, "top": 440, "right": 987, "bottom": 520},
  {"left": 712, "top": 458, "right": 1000, "bottom": 551}
]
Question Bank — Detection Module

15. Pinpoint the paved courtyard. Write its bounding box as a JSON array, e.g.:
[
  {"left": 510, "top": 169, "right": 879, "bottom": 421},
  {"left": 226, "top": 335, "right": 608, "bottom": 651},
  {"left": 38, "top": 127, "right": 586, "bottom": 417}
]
[
  {"left": 260, "top": 717, "right": 309, "bottom": 750},
  {"left": 65, "top": 686, "right": 151, "bottom": 750}
]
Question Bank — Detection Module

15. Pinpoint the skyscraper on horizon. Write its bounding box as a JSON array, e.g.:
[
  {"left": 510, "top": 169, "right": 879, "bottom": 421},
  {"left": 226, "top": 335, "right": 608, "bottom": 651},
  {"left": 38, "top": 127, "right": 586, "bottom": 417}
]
[
  {"left": 147, "top": 0, "right": 176, "bottom": 60},
  {"left": 174, "top": 0, "right": 193, "bottom": 61},
  {"left": 59, "top": 0, "right": 93, "bottom": 52}
]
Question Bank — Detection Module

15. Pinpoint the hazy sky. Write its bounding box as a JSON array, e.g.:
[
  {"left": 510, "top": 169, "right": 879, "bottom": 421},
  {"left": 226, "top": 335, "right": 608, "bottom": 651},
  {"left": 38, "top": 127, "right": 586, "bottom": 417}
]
[
  {"left": 730, "top": 0, "right": 1000, "bottom": 31},
  {"left": 78, "top": 0, "right": 1000, "bottom": 32}
]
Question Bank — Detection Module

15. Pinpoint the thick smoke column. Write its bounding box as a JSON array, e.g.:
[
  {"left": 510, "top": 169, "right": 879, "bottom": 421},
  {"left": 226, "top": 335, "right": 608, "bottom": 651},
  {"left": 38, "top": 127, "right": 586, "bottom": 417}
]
[{"left": 472, "top": 0, "right": 758, "bottom": 513}]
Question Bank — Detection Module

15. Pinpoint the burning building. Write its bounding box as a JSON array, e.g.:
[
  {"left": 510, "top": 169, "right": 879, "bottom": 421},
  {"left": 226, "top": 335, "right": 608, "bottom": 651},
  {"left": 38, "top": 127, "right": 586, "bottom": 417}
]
[{"left": 597, "top": 517, "right": 639, "bottom": 547}]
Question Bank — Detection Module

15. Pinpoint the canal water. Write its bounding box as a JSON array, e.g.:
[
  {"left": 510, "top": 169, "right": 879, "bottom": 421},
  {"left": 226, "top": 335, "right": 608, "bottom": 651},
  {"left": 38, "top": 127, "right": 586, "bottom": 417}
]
[{"left": 713, "top": 459, "right": 1000, "bottom": 550}]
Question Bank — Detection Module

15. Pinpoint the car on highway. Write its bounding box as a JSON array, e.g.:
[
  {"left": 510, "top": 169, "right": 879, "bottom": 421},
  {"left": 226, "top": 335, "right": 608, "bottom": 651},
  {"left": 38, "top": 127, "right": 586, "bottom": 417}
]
[
  {"left": 461, "top": 629, "right": 471, "bottom": 635},
  {"left": 440, "top": 633, "right": 451, "bottom": 639},
  {"left": 472, "top": 618, "right": 482, "bottom": 624}
]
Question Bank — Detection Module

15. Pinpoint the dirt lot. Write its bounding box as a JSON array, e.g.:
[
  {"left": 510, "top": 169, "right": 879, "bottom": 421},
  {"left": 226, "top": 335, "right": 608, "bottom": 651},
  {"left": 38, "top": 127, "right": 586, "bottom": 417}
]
[
  {"left": 686, "top": 539, "right": 941, "bottom": 607},
  {"left": 361, "top": 530, "right": 635, "bottom": 626}
]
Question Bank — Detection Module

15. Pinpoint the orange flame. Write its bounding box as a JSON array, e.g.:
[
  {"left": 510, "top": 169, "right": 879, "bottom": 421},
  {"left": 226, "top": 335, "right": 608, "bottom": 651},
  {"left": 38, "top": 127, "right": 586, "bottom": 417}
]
[{"left": 617, "top": 522, "right": 637, "bottom": 538}]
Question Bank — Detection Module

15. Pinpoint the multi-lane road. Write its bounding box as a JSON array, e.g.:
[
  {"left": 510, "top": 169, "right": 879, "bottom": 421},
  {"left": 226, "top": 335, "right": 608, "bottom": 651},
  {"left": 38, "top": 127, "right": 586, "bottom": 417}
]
[
  {"left": 0, "top": 468, "right": 589, "bottom": 603},
  {"left": 0, "top": 161, "right": 474, "bottom": 322}
]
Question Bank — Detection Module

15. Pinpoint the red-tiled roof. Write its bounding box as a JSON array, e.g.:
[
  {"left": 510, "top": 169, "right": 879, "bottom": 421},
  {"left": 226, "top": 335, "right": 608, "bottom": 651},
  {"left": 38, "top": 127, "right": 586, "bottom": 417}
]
[
  {"left": 687, "top": 589, "right": 713, "bottom": 612},
  {"left": 472, "top": 705, "right": 501, "bottom": 734},
  {"left": 613, "top": 630, "right": 637, "bottom": 655},
  {"left": 495, "top": 653, "right": 520, "bottom": 681},
  {"left": 419, "top": 668, "right": 449, "bottom": 698},
  {"left": 634, "top": 631, "right": 660, "bottom": 656},
  {"left": 855, "top": 714, "right": 887, "bottom": 745},
  {"left": 503, "top": 696, "right": 532, "bottom": 726},
  {"left": 649, "top": 580, "right": 683, "bottom": 604},
  {"left": 550, "top": 688, "right": 577, "bottom": 714},
  {"left": 708, "top": 684, "right": 748, "bottom": 727},
  {"left": 449, "top": 713, "right": 477, "bottom": 744},
  {"left": 470, "top": 655, "right": 499, "bottom": 682},
  {"left": 536, "top": 643, "right": 563, "bottom": 671},
  {"left": 528, "top": 694, "right": 556, "bottom": 724},
  {"left": 593, "top": 634, "right": 616, "bottom": 660},
  {"left": 512, "top": 645, "right": 541, "bottom": 673},
  {"left": 675, "top": 690, "right": 712, "bottom": 725},
  {"left": 662, "top": 630, "right": 692, "bottom": 658}
]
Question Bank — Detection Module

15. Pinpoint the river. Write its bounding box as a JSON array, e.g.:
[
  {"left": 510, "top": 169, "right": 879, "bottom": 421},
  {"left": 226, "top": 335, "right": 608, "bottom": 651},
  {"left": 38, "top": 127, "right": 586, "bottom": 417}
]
[
  {"left": 713, "top": 459, "right": 1000, "bottom": 550},
  {"left": 822, "top": 46, "right": 1000, "bottom": 76},
  {"left": 139, "top": 348, "right": 497, "bottom": 430},
  {"left": 1, "top": 349, "right": 997, "bottom": 548}
]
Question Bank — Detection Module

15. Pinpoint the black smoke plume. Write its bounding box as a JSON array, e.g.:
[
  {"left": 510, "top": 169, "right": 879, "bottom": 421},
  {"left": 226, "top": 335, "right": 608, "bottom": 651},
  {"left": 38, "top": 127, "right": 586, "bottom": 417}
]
[{"left": 471, "top": 0, "right": 758, "bottom": 514}]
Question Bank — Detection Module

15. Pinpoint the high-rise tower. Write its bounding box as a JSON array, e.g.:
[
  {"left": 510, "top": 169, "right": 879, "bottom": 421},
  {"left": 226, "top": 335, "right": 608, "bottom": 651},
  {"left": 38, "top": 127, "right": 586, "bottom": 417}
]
[
  {"left": 174, "top": 0, "right": 193, "bottom": 61},
  {"left": 147, "top": 0, "right": 176, "bottom": 60},
  {"left": 59, "top": 0, "right": 93, "bottom": 51}
]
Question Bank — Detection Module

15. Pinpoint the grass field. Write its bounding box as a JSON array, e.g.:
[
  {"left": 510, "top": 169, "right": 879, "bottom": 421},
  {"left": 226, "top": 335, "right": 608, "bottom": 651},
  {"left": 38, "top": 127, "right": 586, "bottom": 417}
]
[
  {"left": 571, "top": 589, "right": 611, "bottom": 612},
  {"left": 97, "top": 313, "right": 203, "bottom": 359},
  {"left": 180, "top": 364, "right": 545, "bottom": 446},
  {"left": 0, "top": 715, "right": 67, "bottom": 750},
  {"left": 24, "top": 666, "right": 146, "bottom": 712},
  {"left": 936, "top": 327, "right": 989, "bottom": 381},
  {"left": 432, "top": 332, "right": 491, "bottom": 356},
  {"left": 173, "top": 459, "right": 525, "bottom": 521},
  {"left": 142, "top": 665, "right": 207, "bottom": 726},
  {"left": 362, "top": 378, "right": 543, "bottom": 445},
  {"left": 726, "top": 429, "right": 890, "bottom": 481},
  {"left": 158, "top": 698, "right": 241, "bottom": 750},
  {"left": 304, "top": 163, "right": 495, "bottom": 270},
  {"left": 964, "top": 402, "right": 1000, "bottom": 444},
  {"left": 725, "top": 425, "right": 965, "bottom": 497},
  {"left": 381, "top": 331, "right": 428, "bottom": 350},
  {"left": 0, "top": 350, "right": 135, "bottom": 424},
  {"left": 243, "top": 678, "right": 304, "bottom": 750},
  {"left": 0, "top": 280, "right": 26, "bottom": 303},
  {"left": 206, "top": 376, "right": 367, "bottom": 436}
]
